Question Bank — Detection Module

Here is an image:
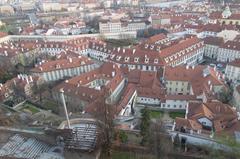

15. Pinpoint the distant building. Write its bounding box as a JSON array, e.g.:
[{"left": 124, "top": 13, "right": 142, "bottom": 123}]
[
  {"left": 99, "top": 20, "right": 149, "bottom": 34},
  {"left": 0, "top": 41, "right": 41, "bottom": 68},
  {"left": 233, "top": 85, "right": 240, "bottom": 110},
  {"left": 225, "top": 59, "right": 240, "bottom": 82},
  {"left": 151, "top": 14, "right": 171, "bottom": 26},
  {"left": 174, "top": 101, "right": 240, "bottom": 138},
  {"left": 109, "top": 36, "right": 204, "bottom": 70},
  {"left": 203, "top": 36, "right": 224, "bottom": 60},
  {"left": 203, "top": 37, "right": 240, "bottom": 62},
  {"left": 31, "top": 56, "right": 97, "bottom": 82},
  {"left": 52, "top": 63, "right": 125, "bottom": 113},
  {"left": 209, "top": 6, "right": 240, "bottom": 25},
  {"left": 0, "top": 5, "right": 14, "bottom": 15},
  {"left": 0, "top": 74, "right": 43, "bottom": 101},
  {"left": 217, "top": 40, "right": 240, "bottom": 62},
  {"left": 163, "top": 65, "right": 226, "bottom": 101}
]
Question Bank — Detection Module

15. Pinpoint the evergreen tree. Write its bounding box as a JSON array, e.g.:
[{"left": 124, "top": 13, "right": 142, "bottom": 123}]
[{"left": 140, "top": 107, "right": 150, "bottom": 146}]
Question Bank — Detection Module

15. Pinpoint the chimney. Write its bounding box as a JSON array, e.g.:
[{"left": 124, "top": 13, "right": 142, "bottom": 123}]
[
  {"left": 29, "top": 76, "right": 33, "bottom": 82},
  {"left": 4, "top": 50, "right": 8, "bottom": 56},
  {"left": 192, "top": 65, "right": 195, "bottom": 69},
  {"left": 186, "top": 65, "right": 189, "bottom": 69},
  {"left": 132, "top": 49, "right": 136, "bottom": 54},
  {"left": 17, "top": 74, "right": 21, "bottom": 79},
  {"left": 26, "top": 77, "right": 29, "bottom": 84},
  {"left": 118, "top": 47, "right": 120, "bottom": 52},
  {"left": 112, "top": 71, "right": 115, "bottom": 77},
  {"left": 123, "top": 49, "right": 125, "bottom": 53},
  {"left": 69, "top": 58, "right": 72, "bottom": 63},
  {"left": 208, "top": 80, "right": 211, "bottom": 85}
]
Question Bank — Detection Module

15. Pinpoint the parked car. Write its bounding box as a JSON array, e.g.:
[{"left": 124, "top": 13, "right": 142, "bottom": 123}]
[
  {"left": 217, "top": 63, "right": 223, "bottom": 68},
  {"left": 209, "top": 63, "right": 216, "bottom": 67}
]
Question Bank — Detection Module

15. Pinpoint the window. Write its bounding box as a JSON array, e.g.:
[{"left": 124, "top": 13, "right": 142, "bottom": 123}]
[
  {"left": 134, "top": 57, "right": 139, "bottom": 63},
  {"left": 125, "top": 57, "right": 129, "bottom": 62},
  {"left": 168, "top": 105, "right": 170, "bottom": 107},
  {"left": 179, "top": 105, "right": 182, "bottom": 108},
  {"left": 145, "top": 58, "right": 149, "bottom": 63},
  {"left": 174, "top": 105, "right": 176, "bottom": 108}
]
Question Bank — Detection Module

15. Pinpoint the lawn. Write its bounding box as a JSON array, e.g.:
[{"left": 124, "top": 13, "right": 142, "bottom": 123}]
[
  {"left": 42, "top": 100, "right": 59, "bottom": 114},
  {"left": 149, "top": 110, "right": 163, "bottom": 119},
  {"left": 169, "top": 112, "right": 185, "bottom": 119},
  {"left": 21, "top": 103, "right": 40, "bottom": 114},
  {"left": 0, "top": 25, "right": 14, "bottom": 33}
]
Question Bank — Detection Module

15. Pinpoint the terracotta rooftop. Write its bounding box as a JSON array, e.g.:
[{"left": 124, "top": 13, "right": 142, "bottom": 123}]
[
  {"left": 31, "top": 56, "right": 94, "bottom": 73},
  {"left": 220, "top": 40, "right": 240, "bottom": 51},
  {"left": 227, "top": 59, "right": 240, "bottom": 68},
  {"left": 164, "top": 65, "right": 225, "bottom": 96},
  {"left": 203, "top": 37, "right": 224, "bottom": 46}
]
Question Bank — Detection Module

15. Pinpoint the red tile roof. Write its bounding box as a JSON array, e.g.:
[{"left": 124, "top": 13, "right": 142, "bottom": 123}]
[
  {"left": 31, "top": 56, "right": 94, "bottom": 73},
  {"left": 228, "top": 59, "right": 240, "bottom": 67},
  {"left": 203, "top": 37, "right": 224, "bottom": 46},
  {"left": 220, "top": 40, "right": 240, "bottom": 51},
  {"left": 164, "top": 65, "right": 225, "bottom": 96}
]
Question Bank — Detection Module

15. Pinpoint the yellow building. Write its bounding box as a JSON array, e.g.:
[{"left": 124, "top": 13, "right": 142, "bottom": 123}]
[
  {"left": 219, "top": 6, "right": 240, "bottom": 25},
  {"left": 0, "top": 5, "right": 14, "bottom": 15}
]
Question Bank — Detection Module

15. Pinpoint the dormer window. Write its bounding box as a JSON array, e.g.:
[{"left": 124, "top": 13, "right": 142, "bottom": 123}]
[
  {"left": 116, "top": 56, "right": 121, "bottom": 61},
  {"left": 145, "top": 58, "right": 149, "bottom": 63},
  {"left": 134, "top": 57, "right": 139, "bottom": 63},
  {"left": 145, "top": 44, "right": 149, "bottom": 49},
  {"left": 125, "top": 57, "right": 130, "bottom": 62},
  {"left": 154, "top": 59, "right": 158, "bottom": 64},
  {"left": 111, "top": 55, "right": 115, "bottom": 59},
  {"left": 174, "top": 54, "right": 178, "bottom": 59},
  {"left": 150, "top": 45, "right": 154, "bottom": 50},
  {"left": 165, "top": 58, "right": 169, "bottom": 63}
]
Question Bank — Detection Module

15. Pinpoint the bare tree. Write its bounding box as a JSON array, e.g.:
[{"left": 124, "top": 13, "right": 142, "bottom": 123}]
[
  {"left": 148, "top": 119, "right": 174, "bottom": 159},
  {"left": 92, "top": 87, "right": 115, "bottom": 156}
]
